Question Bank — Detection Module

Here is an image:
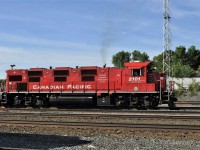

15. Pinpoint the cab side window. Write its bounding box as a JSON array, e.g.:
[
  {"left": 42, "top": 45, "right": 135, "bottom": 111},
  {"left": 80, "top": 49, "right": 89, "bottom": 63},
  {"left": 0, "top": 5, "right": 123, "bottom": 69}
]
[{"left": 131, "top": 68, "right": 144, "bottom": 76}]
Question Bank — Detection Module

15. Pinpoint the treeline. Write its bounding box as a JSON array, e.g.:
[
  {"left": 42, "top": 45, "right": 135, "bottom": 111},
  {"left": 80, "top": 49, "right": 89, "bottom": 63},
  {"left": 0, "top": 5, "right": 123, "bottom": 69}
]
[
  {"left": 112, "top": 45, "right": 200, "bottom": 78},
  {"left": 0, "top": 79, "right": 5, "bottom": 82}
]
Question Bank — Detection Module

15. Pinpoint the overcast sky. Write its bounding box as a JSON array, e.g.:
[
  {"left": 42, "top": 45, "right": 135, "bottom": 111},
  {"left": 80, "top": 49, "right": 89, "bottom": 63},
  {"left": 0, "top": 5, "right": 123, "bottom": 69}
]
[{"left": 0, "top": 0, "right": 200, "bottom": 78}]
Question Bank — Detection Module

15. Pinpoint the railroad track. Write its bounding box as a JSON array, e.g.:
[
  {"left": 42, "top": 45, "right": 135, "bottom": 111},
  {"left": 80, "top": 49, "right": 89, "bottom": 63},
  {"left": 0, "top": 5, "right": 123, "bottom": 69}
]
[
  {"left": 1, "top": 107, "right": 200, "bottom": 119},
  {"left": 176, "top": 101, "right": 200, "bottom": 104},
  {"left": 0, "top": 111, "right": 200, "bottom": 120},
  {"left": 0, "top": 108, "right": 200, "bottom": 134},
  {"left": 0, "top": 119, "right": 200, "bottom": 132},
  {"left": 1, "top": 107, "right": 200, "bottom": 115}
]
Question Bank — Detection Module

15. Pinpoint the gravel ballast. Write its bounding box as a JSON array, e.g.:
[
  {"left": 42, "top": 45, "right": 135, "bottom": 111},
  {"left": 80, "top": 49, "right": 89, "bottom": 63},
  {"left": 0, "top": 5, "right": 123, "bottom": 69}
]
[{"left": 0, "top": 126, "right": 200, "bottom": 150}]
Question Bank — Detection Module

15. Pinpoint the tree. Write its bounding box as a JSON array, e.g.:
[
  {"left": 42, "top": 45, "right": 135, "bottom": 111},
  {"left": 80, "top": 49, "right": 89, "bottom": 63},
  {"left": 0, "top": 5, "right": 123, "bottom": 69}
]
[
  {"left": 0, "top": 79, "right": 5, "bottom": 82},
  {"left": 153, "top": 50, "right": 175, "bottom": 72},
  {"left": 112, "top": 45, "right": 199, "bottom": 78},
  {"left": 152, "top": 53, "right": 163, "bottom": 72},
  {"left": 186, "top": 46, "right": 200, "bottom": 70},
  {"left": 198, "top": 66, "right": 200, "bottom": 73},
  {"left": 173, "top": 46, "right": 187, "bottom": 64},
  {"left": 172, "top": 62, "right": 195, "bottom": 78},
  {"left": 153, "top": 45, "right": 199, "bottom": 77},
  {"left": 112, "top": 50, "right": 131, "bottom": 68},
  {"left": 131, "top": 50, "right": 149, "bottom": 62},
  {"left": 172, "top": 62, "right": 195, "bottom": 87}
]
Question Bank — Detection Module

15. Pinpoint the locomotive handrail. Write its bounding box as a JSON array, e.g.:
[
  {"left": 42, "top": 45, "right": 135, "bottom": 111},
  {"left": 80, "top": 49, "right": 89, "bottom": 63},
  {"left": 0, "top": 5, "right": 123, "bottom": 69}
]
[{"left": 160, "top": 80, "right": 162, "bottom": 103}]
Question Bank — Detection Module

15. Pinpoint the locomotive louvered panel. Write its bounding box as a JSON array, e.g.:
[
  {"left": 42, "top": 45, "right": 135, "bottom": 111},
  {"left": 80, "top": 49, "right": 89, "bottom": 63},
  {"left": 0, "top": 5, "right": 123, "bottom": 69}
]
[
  {"left": 81, "top": 69, "right": 97, "bottom": 75},
  {"left": 9, "top": 75, "right": 22, "bottom": 81},
  {"left": 28, "top": 71, "right": 43, "bottom": 76},
  {"left": 29, "top": 77, "right": 40, "bottom": 82},
  {"left": 17, "top": 83, "right": 27, "bottom": 91},
  {"left": 147, "top": 75, "right": 155, "bottom": 83},
  {"left": 54, "top": 70, "right": 69, "bottom": 76},
  {"left": 9, "top": 84, "right": 17, "bottom": 90},
  {"left": 54, "top": 77, "right": 67, "bottom": 82}
]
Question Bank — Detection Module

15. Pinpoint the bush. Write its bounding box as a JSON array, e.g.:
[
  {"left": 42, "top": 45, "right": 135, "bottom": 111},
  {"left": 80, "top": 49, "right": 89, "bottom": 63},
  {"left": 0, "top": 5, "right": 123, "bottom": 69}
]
[
  {"left": 175, "top": 82, "right": 188, "bottom": 96},
  {"left": 175, "top": 90, "right": 186, "bottom": 96},
  {"left": 188, "top": 79, "right": 200, "bottom": 95}
]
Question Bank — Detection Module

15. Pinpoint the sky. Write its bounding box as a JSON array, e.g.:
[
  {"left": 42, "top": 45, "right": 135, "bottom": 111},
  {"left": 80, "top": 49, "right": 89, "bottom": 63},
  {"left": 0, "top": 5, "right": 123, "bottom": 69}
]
[{"left": 0, "top": 0, "right": 200, "bottom": 78}]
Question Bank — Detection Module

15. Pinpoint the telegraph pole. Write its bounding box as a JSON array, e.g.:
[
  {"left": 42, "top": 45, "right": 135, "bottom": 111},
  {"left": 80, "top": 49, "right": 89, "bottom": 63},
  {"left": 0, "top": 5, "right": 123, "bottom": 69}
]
[{"left": 163, "top": 0, "right": 172, "bottom": 102}]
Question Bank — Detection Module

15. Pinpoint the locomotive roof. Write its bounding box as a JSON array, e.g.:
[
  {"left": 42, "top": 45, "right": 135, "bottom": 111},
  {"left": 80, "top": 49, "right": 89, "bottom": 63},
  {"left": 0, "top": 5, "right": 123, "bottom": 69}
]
[{"left": 124, "top": 61, "right": 151, "bottom": 68}]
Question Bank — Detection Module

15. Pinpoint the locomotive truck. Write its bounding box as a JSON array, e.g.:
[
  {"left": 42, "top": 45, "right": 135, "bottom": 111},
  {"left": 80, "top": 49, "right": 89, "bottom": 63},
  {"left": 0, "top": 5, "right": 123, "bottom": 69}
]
[{"left": 0, "top": 61, "right": 177, "bottom": 109}]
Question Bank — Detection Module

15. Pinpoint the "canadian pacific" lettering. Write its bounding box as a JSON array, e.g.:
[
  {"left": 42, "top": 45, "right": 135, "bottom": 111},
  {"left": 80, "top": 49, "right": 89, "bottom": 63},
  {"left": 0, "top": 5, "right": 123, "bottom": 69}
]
[
  {"left": 32, "top": 84, "right": 91, "bottom": 90},
  {"left": 67, "top": 85, "right": 91, "bottom": 89},
  {"left": 33, "top": 85, "right": 64, "bottom": 90}
]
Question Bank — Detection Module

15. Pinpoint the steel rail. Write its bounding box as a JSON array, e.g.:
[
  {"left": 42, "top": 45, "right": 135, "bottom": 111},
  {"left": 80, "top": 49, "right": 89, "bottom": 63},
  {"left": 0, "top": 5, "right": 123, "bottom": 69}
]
[
  {"left": 0, "top": 120, "right": 199, "bottom": 132},
  {"left": 1, "top": 107, "right": 200, "bottom": 115},
  {"left": 0, "top": 112, "right": 200, "bottom": 120},
  {"left": 176, "top": 101, "right": 200, "bottom": 104}
]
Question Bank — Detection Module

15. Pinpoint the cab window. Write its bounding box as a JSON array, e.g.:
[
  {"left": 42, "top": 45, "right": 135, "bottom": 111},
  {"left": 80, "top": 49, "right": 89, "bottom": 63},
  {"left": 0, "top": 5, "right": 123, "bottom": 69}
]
[{"left": 131, "top": 68, "right": 144, "bottom": 76}]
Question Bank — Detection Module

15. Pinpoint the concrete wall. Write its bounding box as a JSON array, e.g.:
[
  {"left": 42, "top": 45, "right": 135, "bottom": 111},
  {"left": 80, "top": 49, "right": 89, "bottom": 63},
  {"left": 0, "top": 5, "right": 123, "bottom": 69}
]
[{"left": 169, "top": 77, "right": 200, "bottom": 90}]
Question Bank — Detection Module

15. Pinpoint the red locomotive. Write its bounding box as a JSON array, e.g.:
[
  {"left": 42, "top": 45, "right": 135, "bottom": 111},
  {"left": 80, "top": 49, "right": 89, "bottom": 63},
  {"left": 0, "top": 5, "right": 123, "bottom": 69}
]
[{"left": 1, "top": 61, "right": 176, "bottom": 108}]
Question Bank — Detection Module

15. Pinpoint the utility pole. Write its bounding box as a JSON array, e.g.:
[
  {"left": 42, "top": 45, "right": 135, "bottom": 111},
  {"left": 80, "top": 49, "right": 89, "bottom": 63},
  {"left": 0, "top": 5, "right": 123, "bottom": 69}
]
[{"left": 163, "top": 0, "right": 172, "bottom": 102}]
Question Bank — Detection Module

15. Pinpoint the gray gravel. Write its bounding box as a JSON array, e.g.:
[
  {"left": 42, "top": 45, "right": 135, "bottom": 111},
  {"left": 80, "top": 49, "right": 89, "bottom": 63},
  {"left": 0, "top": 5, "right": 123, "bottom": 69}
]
[
  {"left": 1, "top": 109, "right": 200, "bottom": 150},
  {"left": 0, "top": 131, "right": 200, "bottom": 150},
  {"left": 177, "top": 92, "right": 200, "bottom": 101},
  {"left": 50, "top": 136, "right": 200, "bottom": 150}
]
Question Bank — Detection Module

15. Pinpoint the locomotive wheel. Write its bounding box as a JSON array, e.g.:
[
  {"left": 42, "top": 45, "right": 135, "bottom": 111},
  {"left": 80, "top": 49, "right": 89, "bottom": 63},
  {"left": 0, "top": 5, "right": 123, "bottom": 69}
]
[
  {"left": 168, "top": 100, "right": 176, "bottom": 110},
  {"left": 20, "top": 98, "right": 26, "bottom": 107},
  {"left": 14, "top": 99, "right": 21, "bottom": 106},
  {"left": 137, "top": 101, "right": 147, "bottom": 110},
  {"left": 43, "top": 98, "right": 50, "bottom": 108},
  {"left": 150, "top": 99, "right": 159, "bottom": 109}
]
